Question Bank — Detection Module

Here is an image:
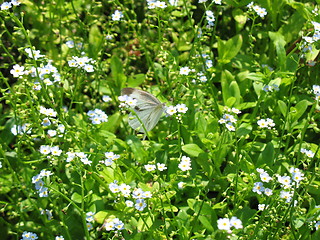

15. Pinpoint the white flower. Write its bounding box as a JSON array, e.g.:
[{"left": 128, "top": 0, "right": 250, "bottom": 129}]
[
  {"left": 10, "top": 64, "right": 25, "bottom": 77},
  {"left": 179, "top": 66, "right": 192, "bottom": 75},
  {"left": 144, "top": 164, "right": 156, "bottom": 171},
  {"left": 125, "top": 200, "right": 134, "bottom": 207},
  {"left": 40, "top": 145, "right": 51, "bottom": 155},
  {"left": 103, "top": 95, "right": 112, "bottom": 102},
  {"left": 83, "top": 64, "right": 94, "bottom": 72},
  {"left": 51, "top": 146, "right": 62, "bottom": 156},
  {"left": 112, "top": 10, "right": 123, "bottom": 21},
  {"left": 252, "top": 182, "right": 265, "bottom": 194},
  {"left": 178, "top": 182, "right": 185, "bottom": 189},
  {"left": 157, "top": 163, "right": 167, "bottom": 171},
  {"left": 260, "top": 172, "right": 272, "bottom": 182},
  {"left": 280, "top": 190, "right": 293, "bottom": 203},
  {"left": 166, "top": 106, "right": 177, "bottom": 115},
  {"left": 217, "top": 218, "right": 231, "bottom": 231},
  {"left": 230, "top": 217, "right": 243, "bottom": 229},
  {"left": 176, "top": 104, "right": 188, "bottom": 113},
  {"left": 1, "top": 2, "right": 12, "bottom": 10}
]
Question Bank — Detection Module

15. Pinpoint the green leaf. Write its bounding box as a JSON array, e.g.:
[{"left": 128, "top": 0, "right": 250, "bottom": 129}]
[
  {"left": 278, "top": 100, "right": 287, "bottom": 117},
  {"left": 199, "top": 215, "right": 214, "bottom": 232},
  {"left": 229, "top": 81, "right": 241, "bottom": 106},
  {"left": 127, "top": 74, "right": 146, "bottom": 87},
  {"left": 111, "top": 55, "right": 127, "bottom": 88},
  {"left": 236, "top": 123, "right": 252, "bottom": 137},
  {"left": 71, "top": 192, "right": 82, "bottom": 203},
  {"left": 218, "top": 34, "right": 243, "bottom": 64},
  {"left": 126, "top": 135, "right": 148, "bottom": 162},
  {"left": 89, "top": 24, "right": 103, "bottom": 56},
  {"left": 269, "top": 31, "right": 286, "bottom": 71},
  {"left": 258, "top": 142, "right": 274, "bottom": 166},
  {"left": 182, "top": 144, "right": 205, "bottom": 157},
  {"left": 291, "top": 100, "right": 309, "bottom": 123},
  {"left": 221, "top": 70, "right": 235, "bottom": 104}
]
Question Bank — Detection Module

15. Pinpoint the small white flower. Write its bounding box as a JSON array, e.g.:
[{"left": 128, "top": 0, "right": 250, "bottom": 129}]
[
  {"left": 112, "top": 10, "right": 123, "bottom": 21},
  {"left": 144, "top": 164, "right": 156, "bottom": 171},
  {"left": 179, "top": 66, "right": 192, "bottom": 75},
  {"left": 166, "top": 106, "right": 177, "bottom": 115},
  {"left": 217, "top": 218, "right": 231, "bottom": 231},
  {"left": 10, "top": 64, "right": 25, "bottom": 77}
]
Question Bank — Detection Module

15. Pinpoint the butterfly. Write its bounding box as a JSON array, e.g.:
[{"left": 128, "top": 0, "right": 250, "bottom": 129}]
[{"left": 121, "top": 88, "right": 165, "bottom": 133}]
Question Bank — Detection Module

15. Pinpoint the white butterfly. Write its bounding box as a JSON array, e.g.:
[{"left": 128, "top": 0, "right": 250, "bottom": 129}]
[{"left": 121, "top": 88, "right": 165, "bottom": 133}]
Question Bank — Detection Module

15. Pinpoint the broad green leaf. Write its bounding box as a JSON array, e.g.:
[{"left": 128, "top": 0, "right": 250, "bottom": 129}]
[
  {"left": 269, "top": 31, "right": 286, "bottom": 71},
  {"left": 291, "top": 100, "right": 309, "bottom": 123},
  {"left": 89, "top": 24, "right": 103, "bottom": 56},
  {"left": 258, "top": 142, "right": 274, "bottom": 166},
  {"left": 236, "top": 123, "right": 252, "bottom": 137},
  {"left": 126, "top": 135, "right": 148, "bottom": 162},
  {"left": 127, "top": 74, "right": 146, "bottom": 87},
  {"left": 182, "top": 144, "right": 205, "bottom": 157},
  {"left": 199, "top": 216, "right": 214, "bottom": 232},
  {"left": 278, "top": 100, "right": 287, "bottom": 117},
  {"left": 229, "top": 81, "right": 241, "bottom": 106},
  {"left": 221, "top": 70, "right": 235, "bottom": 104},
  {"left": 71, "top": 192, "right": 82, "bottom": 203},
  {"left": 111, "top": 55, "right": 127, "bottom": 88},
  {"left": 218, "top": 34, "right": 243, "bottom": 64}
]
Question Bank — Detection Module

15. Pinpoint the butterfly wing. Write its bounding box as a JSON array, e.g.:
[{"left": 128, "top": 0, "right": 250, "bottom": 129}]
[
  {"left": 122, "top": 88, "right": 165, "bottom": 133},
  {"left": 129, "top": 104, "right": 165, "bottom": 133}
]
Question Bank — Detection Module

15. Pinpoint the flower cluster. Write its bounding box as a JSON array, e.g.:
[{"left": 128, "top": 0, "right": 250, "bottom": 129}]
[
  {"left": 218, "top": 107, "right": 241, "bottom": 132},
  {"left": 20, "top": 231, "right": 38, "bottom": 240},
  {"left": 102, "top": 95, "right": 112, "bottom": 102},
  {"left": 205, "top": 10, "right": 215, "bottom": 27},
  {"left": 65, "top": 40, "right": 83, "bottom": 49},
  {"left": 66, "top": 151, "right": 92, "bottom": 165},
  {"left": 87, "top": 109, "right": 108, "bottom": 124},
  {"left": 45, "top": 124, "right": 65, "bottom": 137},
  {"left": 166, "top": 103, "right": 188, "bottom": 116},
  {"left": 111, "top": 10, "right": 123, "bottom": 21},
  {"left": 40, "top": 208, "right": 53, "bottom": 220},
  {"left": 257, "top": 118, "right": 275, "bottom": 129},
  {"left": 31, "top": 169, "right": 52, "bottom": 197},
  {"left": 11, "top": 123, "right": 32, "bottom": 135},
  {"left": 86, "top": 212, "right": 95, "bottom": 231},
  {"left": 25, "top": 48, "right": 45, "bottom": 60},
  {"left": 192, "top": 72, "right": 207, "bottom": 83},
  {"left": 253, "top": 168, "right": 304, "bottom": 203},
  {"left": 147, "top": 0, "right": 167, "bottom": 9},
  {"left": 263, "top": 84, "right": 279, "bottom": 92},
  {"left": 247, "top": 2, "right": 267, "bottom": 18},
  {"left": 68, "top": 56, "right": 95, "bottom": 72},
  {"left": 217, "top": 216, "right": 243, "bottom": 231},
  {"left": 144, "top": 163, "right": 167, "bottom": 172},
  {"left": 178, "top": 156, "right": 192, "bottom": 171},
  {"left": 10, "top": 49, "right": 61, "bottom": 89},
  {"left": 99, "top": 152, "right": 120, "bottom": 166},
  {"left": 109, "top": 181, "right": 152, "bottom": 211},
  {"left": 1, "top": 0, "right": 20, "bottom": 11},
  {"left": 302, "top": 21, "right": 320, "bottom": 46},
  {"left": 300, "top": 148, "right": 315, "bottom": 158},
  {"left": 179, "top": 66, "right": 194, "bottom": 75},
  {"left": 103, "top": 218, "right": 125, "bottom": 231},
  {"left": 40, "top": 145, "right": 63, "bottom": 156},
  {"left": 40, "top": 106, "right": 58, "bottom": 118},
  {"left": 29, "top": 62, "right": 61, "bottom": 89},
  {"left": 118, "top": 94, "right": 137, "bottom": 108},
  {"left": 313, "top": 85, "right": 320, "bottom": 101}
]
